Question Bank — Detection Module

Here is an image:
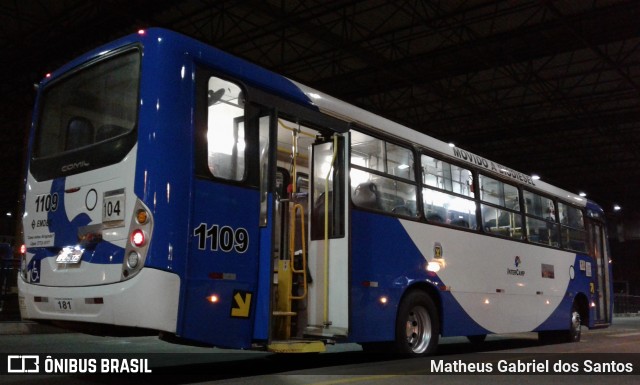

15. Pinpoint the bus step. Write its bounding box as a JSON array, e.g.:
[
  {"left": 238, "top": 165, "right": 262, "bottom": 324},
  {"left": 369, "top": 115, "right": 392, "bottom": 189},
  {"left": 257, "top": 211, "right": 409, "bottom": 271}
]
[
  {"left": 305, "top": 325, "right": 348, "bottom": 338},
  {"left": 591, "top": 322, "right": 611, "bottom": 329},
  {"left": 272, "top": 311, "right": 297, "bottom": 316},
  {"left": 267, "top": 339, "right": 325, "bottom": 353}
]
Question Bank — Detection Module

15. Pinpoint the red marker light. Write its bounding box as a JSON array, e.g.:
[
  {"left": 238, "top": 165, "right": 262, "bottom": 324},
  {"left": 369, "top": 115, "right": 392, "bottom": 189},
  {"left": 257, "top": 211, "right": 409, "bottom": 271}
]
[
  {"left": 45, "top": 73, "right": 51, "bottom": 78},
  {"left": 19, "top": 244, "right": 27, "bottom": 254},
  {"left": 131, "top": 229, "right": 145, "bottom": 247},
  {"left": 138, "top": 29, "right": 146, "bottom": 35}
]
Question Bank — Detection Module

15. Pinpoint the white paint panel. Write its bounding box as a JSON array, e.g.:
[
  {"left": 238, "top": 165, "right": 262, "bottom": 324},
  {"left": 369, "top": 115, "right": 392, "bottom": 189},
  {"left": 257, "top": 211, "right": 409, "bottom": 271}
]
[
  {"left": 400, "top": 220, "right": 574, "bottom": 333},
  {"left": 18, "top": 268, "right": 180, "bottom": 333}
]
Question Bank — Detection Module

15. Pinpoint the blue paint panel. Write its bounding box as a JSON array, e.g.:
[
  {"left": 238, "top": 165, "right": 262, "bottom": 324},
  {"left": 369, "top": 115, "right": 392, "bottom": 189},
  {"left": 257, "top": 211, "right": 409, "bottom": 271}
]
[
  {"left": 349, "top": 210, "right": 488, "bottom": 342},
  {"left": 47, "top": 178, "right": 91, "bottom": 246},
  {"left": 437, "top": 292, "right": 490, "bottom": 337},
  {"left": 132, "top": 35, "right": 193, "bottom": 277},
  {"left": 179, "top": 180, "right": 261, "bottom": 348},
  {"left": 253, "top": 195, "right": 275, "bottom": 341}
]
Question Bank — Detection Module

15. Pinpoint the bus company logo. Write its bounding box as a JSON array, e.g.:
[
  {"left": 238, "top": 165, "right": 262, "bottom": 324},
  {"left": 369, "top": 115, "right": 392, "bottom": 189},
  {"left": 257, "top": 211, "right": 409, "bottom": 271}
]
[
  {"left": 507, "top": 256, "right": 525, "bottom": 276},
  {"left": 61, "top": 160, "right": 90, "bottom": 173},
  {"left": 31, "top": 219, "right": 51, "bottom": 229}
]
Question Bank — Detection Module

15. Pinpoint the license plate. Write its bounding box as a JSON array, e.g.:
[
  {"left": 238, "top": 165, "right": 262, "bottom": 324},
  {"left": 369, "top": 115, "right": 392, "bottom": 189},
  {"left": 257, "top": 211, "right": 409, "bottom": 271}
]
[
  {"left": 53, "top": 298, "right": 74, "bottom": 312},
  {"left": 56, "top": 246, "right": 84, "bottom": 264}
]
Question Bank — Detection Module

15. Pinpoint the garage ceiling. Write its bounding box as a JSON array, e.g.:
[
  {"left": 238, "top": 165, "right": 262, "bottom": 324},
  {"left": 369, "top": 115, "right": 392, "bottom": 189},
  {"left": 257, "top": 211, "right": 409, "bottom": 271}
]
[{"left": 1, "top": 0, "right": 639, "bottom": 220}]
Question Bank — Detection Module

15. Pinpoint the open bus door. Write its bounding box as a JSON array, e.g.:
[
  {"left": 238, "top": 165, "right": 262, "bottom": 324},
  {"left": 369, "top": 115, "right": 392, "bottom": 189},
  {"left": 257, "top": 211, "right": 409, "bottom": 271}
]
[
  {"left": 268, "top": 115, "right": 349, "bottom": 352},
  {"left": 589, "top": 220, "right": 612, "bottom": 325},
  {"left": 306, "top": 134, "right": 349, "bottom": 339}
]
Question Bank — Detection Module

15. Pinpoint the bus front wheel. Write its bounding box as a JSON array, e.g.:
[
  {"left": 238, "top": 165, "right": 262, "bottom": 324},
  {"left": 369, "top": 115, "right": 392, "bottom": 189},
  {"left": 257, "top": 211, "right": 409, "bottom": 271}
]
[
  {"left": 394, "top": 291, "right": 439, "bottom": 356},
  {"left": 567, "top": 305, "right": 582, "bottom": 342}
]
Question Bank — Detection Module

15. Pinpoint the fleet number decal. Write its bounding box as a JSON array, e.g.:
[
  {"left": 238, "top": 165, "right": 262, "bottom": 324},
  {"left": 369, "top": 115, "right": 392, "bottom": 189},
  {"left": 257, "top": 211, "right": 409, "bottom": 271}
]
[
  {"left": 34, "top": 193, "right": 59, "bottom": 212},
  {"left": 193, "top": 223, "right": 249, "bottom": 253}
]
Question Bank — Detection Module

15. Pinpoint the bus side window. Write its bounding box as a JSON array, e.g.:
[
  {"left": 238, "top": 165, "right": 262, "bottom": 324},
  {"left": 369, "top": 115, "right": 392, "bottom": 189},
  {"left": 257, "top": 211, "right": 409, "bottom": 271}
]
[
  {"left": 523, "top": 190, "right": 559, "bottom": 247},
  {"left": 479, "top": 174, "right": 522, "bottom": 239},
  {"left": 558, "top": 202, "right": 587, "bottom": 252},
  {"left": 206, "top": 77, "right": 246, "bottom": 181},
  {"left": 421, "top": 154, "right": 476, "bottom": 229},
  {"left": 350, "top": 131, "right": 418, "bottom": 217}
]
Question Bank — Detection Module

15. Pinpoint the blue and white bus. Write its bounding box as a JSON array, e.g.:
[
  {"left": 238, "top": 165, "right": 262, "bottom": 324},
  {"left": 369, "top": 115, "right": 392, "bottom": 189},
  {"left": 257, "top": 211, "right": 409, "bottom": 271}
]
[{"left": 18, "top": 28, "right": 612, "bottom": 355}]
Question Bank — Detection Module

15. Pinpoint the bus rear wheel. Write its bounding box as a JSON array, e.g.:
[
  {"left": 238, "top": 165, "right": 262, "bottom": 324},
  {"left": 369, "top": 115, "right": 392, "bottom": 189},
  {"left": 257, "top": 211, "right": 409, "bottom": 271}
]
[{"left": 394, "top": 291, "right": 439, "bottom": 356}]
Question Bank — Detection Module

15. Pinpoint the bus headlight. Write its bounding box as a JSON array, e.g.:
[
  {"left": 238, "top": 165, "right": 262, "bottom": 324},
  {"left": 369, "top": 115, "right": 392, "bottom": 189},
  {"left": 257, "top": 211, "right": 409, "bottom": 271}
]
[
  {"left": 427, "top": 258, "right": 446, "bottom": 273},
  {"left": 427, "top": 261, "right": 441, "bottom": 273}
]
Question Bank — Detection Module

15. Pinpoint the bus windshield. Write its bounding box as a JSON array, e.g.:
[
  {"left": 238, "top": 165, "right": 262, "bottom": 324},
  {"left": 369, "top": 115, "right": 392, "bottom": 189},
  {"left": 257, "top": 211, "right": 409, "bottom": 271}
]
[{"left": 32, "top": 49, "right": 140, "bottom": 176}]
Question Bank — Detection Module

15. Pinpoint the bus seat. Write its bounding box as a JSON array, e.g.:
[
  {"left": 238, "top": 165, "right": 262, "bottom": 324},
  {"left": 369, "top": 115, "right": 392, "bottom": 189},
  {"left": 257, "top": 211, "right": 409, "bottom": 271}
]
[
  {"left": 65, "top": 117, "right": 94, "bottom": 150},
  {"left": 311, "top": 191, "right": 336, "bottom": 240},
  {"left": 352, "top": 182, "right": 380, "bottom": 210},
  {"left": 484, "top": 219, "right": 496, "bottom": 231},
  {"left": 96, "top": 124, "right": 127, "bottom": 141},
  {"left": 392, "top": 205, "right": 414, "bottom": 217},
  {"left": 427, "top": 213, "right": 444, "bottom": 223},
  {"left": 451, "top": 218, "right": 469, "bottom": 228}
]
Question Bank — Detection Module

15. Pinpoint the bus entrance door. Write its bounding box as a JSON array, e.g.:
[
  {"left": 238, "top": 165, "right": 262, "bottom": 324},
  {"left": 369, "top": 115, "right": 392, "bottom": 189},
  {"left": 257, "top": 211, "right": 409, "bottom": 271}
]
[
  {"left": 305, "top": 134, "right": 349, "bottom": 339},
  {"left": 269, "top": 123, "right": 349, "bottom": 352}
]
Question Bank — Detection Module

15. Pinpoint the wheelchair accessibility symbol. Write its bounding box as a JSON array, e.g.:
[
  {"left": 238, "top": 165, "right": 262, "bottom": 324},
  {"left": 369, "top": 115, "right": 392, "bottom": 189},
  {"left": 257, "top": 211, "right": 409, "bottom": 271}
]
[{"left": 30, "top": 259, "right": 40, "bottom": 283}]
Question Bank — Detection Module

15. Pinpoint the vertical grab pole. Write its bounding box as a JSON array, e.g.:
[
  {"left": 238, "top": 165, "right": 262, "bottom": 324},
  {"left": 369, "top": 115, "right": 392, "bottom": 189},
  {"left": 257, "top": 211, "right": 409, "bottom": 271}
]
[{"left": 323, "top": 135, "right": 338, "bottom": 327}]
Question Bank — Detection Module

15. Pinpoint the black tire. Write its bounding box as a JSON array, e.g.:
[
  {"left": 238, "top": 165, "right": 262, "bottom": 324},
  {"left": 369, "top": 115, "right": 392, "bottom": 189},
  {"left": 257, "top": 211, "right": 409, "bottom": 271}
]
[
  {"left": 567, "top": 304, "right": 582, "bottom": 342},
  {"left": 538, "top": 303, "right": 581, "bottom": 344},
  {"left": 394, "top": 291, "right": 439, "bottom": 356}
]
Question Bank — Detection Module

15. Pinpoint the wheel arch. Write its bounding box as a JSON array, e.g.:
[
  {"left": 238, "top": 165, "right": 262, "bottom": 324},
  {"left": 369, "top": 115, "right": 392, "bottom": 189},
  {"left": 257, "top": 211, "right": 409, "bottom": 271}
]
[{"left": 574, "top": 292, "right": 590, "bottom": 327}]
